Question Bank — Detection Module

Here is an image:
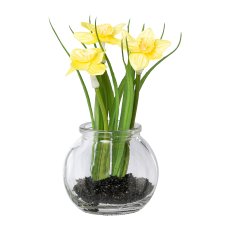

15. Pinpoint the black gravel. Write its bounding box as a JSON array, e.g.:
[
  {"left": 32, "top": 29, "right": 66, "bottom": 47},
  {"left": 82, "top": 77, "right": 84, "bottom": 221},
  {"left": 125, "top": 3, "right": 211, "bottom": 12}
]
[{"left": 73, "top": 173, "right": 154, "bottom": 205}]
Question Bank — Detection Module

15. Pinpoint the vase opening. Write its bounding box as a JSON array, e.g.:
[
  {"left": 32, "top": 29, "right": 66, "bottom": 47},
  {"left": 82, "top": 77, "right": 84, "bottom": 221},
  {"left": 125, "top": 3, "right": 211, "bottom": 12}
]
[{"left": 79, "top": 122, "right": 142, "bottom": 138}]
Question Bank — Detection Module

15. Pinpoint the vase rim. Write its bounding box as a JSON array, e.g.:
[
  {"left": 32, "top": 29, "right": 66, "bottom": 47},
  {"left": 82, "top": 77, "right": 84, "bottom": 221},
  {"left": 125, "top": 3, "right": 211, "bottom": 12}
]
[{"left": 79, "top": 122, "right": 142, "bottom": 136}]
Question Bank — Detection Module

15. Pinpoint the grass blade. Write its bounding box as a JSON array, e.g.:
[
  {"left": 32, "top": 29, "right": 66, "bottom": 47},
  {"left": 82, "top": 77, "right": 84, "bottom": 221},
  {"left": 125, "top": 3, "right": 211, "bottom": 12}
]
[
  {"left": 127, "top": 19, "right": 131, "bottom": 32},
  {"left": 160, "top": 23, "right": 166, "bottom": 39},
  {"left": 69, "top": 25, "right": 74, "bottom": 34},
  {"left": 49, "top": 19, "right": 95, "bottom": 128},
  {"left": 142, "top": 23, "right": 145, "bottom": 31},
  {"left": 49, "top": 19, "right": 69, "bottom": 56},
  {"left": 141, "top": 33, "right": 182, "bottom": 88},
  {"left": 69, "top": 25, "right": 87, "bottom": 49},
  {"left": 121, "top": 40, "right": 127, "bottom": 67}
]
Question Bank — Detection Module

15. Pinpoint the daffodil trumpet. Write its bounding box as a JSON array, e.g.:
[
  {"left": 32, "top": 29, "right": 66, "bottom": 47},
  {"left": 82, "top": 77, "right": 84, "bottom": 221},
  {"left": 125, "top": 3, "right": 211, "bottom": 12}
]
[{"left": 50, "top": 18, "right": 181, "bottom": 181}]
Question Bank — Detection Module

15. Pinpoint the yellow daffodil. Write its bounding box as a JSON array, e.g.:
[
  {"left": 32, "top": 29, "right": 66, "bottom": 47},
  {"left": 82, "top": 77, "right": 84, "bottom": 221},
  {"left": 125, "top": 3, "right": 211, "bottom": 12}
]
[
  {"left": 123, "top": 28, "right": 171, "bottom": 72},
  {"left": 74, "top": 22, "right": 125, "bottom": 45},
  {"left": 66, "top": 48, "right": 106, "bottom": 76}
]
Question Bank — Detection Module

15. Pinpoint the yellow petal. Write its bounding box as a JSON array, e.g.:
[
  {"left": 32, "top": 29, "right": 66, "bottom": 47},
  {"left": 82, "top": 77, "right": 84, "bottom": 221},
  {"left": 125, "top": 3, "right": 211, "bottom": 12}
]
[
  {"left": 66, "top": 61, "right": 90, "bottom": 75},
  {"left": 92, "top": 48, "right": 104, "bottom": 53},
  {"left": 71, "top": 60, "right": 90, "bottom": 70},
  {"left": 122, "top": 30, "right": 139, "bottom": 52},
  {"left": 88, "top": 63, "right": 106, "bottom": 76},
  {"left": 122, "top": 30, "right": 136, "bottom": 42},
  {"left": 113, "top": 23, "right": 126, "bottom": 35},
  {"left": 66, "top": 60, "right": 90, "bottom": 74},
  {"left": 101, "top": 36, "right": 120, "bottom": 44},
  {"left": 137, "top": 28, "right": 155, "bottom": 43},
  {"left": 92, "top": 50, "right": 104, "bottom": 64},
  {"left": 81, "top": 22, "right": 95, "bottom": 31},
  {"left": 137, "top": 28, "right": 155, "bottom": 53},
  {"left": 148, "top": 39, "right": 171, "bottom": 60},
  {"left": 74, "top": 32, "right": 97, "bottom": 44},
  {"left": 127, "top": 41, "right": 140, "bottom": 52},
  {"left": 129, "top": 53, "right": 149, "bottom": 71},
  {"left": 66, "top": 67, "right": 75, "bottom": 75},
  {"left": 70, "top": 48, "right": 97, "bottom": 62},
  {"left": 97, "top": 24, "right": 113, "bottom": 36}
]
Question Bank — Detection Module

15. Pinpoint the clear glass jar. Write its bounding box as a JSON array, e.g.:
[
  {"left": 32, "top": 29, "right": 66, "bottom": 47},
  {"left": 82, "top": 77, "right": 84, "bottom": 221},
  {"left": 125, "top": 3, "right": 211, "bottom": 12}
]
[{"left": 64, "top": 122, "right": 159, "bottom": 215}]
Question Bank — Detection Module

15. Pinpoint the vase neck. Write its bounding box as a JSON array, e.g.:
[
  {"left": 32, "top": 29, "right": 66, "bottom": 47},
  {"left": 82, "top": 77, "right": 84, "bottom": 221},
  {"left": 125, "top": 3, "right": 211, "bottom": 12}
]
[{"left": 79, "top": 122, "right": 142, "bottom": 139}]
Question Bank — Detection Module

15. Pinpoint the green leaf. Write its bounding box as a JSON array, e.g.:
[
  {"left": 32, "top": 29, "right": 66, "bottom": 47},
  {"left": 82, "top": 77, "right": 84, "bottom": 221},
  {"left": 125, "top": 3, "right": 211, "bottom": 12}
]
[
  {"left": 89, "top": 16, "right": 97, "bottom": 48},
  {"left": 94, "top": 19, "right": 119, "bottom": 130},
  {"left": 49, "top": 19, "right": 69, "bottom": 56},
  {"left": 119, "top": 63, "right": 134, "bottom": 130},
  {"left": 97, "top": 72, "right": 114, "bottom": 119},
  {"left": 112, "top": 40, "right": 135, "bottom": 176},
  {"left": 94, "top": 95, "right": 104, "bottom": 130},
  {"left": 109, "top": 75, "right": 126, "bottom": 130},
  {"left": 103, "top": 72, "right": 114, "bottom": 118},
  {"left": 160, "top": 23, "right": 166, "bottom": 39},
  {"left": 121, "top": 40, "right": 126, "bottom": 67},
  {"left": 69, "top": 25, "right": 87, "bottom": 49},
  {"left": 127, "top": 19, "right": 131, "bottom": 32},
  {"left": 142, "top": 23, "right": 145, "bottom": 31},
  {"left": 130, "top": 73, "right": 141, "bottom": 128},
  {"left": 69, "top": 25, "right": 74, "bottom": 34},
  {"left": 49, "top": 19, "right": 95, "bottom": 128},
  {"left": 95, "top": 88, "right": 108, "bottom": 131},
  {"left": 141, "top": 33, "right": 182, "bottom": 88}
]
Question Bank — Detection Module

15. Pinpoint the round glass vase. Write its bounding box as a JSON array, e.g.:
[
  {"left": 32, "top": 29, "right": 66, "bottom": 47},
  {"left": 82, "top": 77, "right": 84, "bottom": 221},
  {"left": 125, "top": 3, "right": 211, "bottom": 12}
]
[{"left": 64, "top": 122, "right": 159, "bottom": 215}]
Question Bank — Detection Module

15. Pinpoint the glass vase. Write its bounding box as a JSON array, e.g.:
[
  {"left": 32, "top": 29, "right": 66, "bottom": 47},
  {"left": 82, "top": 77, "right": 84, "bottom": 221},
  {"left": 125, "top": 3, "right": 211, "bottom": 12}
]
[{"left": 64, "top": 122, "right": 159, "bottom": 215}]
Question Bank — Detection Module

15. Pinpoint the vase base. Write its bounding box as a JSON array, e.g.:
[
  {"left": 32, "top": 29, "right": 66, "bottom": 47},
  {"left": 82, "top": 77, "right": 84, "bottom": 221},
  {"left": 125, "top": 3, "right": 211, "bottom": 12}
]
[
  {"left": 67, "top": 173, "right": 155, "bottom": 215},
  {"left": 71, "top": 195, "right": 153, "bottom": 215}
]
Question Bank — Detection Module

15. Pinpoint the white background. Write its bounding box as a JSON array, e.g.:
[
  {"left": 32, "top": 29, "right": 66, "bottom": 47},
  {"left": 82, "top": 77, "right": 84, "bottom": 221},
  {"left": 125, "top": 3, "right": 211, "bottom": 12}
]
[{"left": 0, "top": 0, "right": 230, "bottom": 229}]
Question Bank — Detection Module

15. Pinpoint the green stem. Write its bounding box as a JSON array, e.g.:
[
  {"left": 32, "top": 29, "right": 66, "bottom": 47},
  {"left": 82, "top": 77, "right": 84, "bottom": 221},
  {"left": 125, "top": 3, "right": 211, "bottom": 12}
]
[
  {"left": 96, "top": 75, "right": 108, "bottom": 112},
  {"left": 112, "top": 39, "right": 135, "bottom": 176},
  {"left": 118, "top": 39, "right": 135, "bottom": 131},
  {"left": 95, "top": 88, "right": 108, "bottom": 131},
  {"left": 119, "top": 82, "right": 133, "bottom": 131},
  {"left": 121, "top": 40, "right": 127, "bottom": 68},
  {"left": 109, "top": 75, "right": 126, "bottom": 130},
  {"left": 94, "top": 73, "right": 113, "bottom": 129},
  {"left": 117, "top": 143, "right": 130, "bottom": 177},
  {"left": 77, "top": 71, "right": 95, "bottom": 128},
  {"left": 92, "top": 84, "right": 110, "bottom": 181},
  {"left": 94, "top": 19, "right": 119, "bottom": 130},
  {"left": 94, "top": 95, "right": 104, "bottom": 130},
  {"left": 102, "top": 58, "right": 119, "bottom": 130},
  {"left": 130, "top": 73, "right": 141, "bottom": 128},
  {"left": 102, "top": 72, "right": 114, "bottom": 118},
  {"left": 91, "top": 138, "right": 110, "bottom": 181},
  {"left": 112, "top": 62, "right": 134, "bottom": 176}
]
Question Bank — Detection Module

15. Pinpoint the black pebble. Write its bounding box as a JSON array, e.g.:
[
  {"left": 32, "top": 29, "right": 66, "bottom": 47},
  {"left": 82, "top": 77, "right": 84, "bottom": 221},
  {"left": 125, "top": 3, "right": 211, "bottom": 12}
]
[{"left": 73, "top": 173, "right": 154, "bottom": 205}]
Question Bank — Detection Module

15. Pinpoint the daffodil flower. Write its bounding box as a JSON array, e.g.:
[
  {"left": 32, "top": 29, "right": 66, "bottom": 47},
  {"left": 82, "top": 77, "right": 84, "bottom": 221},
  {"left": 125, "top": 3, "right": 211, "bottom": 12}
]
[
  {"left": 123, "top": 28, "right": 171, "bottom": 72},
  {"left": 66, "top": 48, "right": 106, "bottom": 88},
  {"left": 74, "top": 22, "right": 125, "bottom": 45}
]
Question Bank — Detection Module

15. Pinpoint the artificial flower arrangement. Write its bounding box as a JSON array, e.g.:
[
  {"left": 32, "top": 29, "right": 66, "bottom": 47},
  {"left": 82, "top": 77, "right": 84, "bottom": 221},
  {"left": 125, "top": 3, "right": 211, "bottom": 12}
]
[{"left": 50, "top": 18, "right": 181, "bottom": 215}]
